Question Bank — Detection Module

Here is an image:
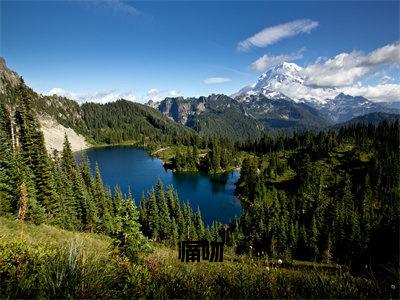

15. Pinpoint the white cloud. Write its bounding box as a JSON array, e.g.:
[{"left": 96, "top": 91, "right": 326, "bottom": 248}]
[
  {"left": 341, "top": 83, "right": 400, "bottom": 102},
  {"left": 203, "top": 77, "right": 232, "bottom": 84},
  {"left": 169, "top": 90, "right": 181, "bottom": 97},
  {"left": 303, "top": 43, "right": 400, "bottom": 88},
  {"left": 145, "top": 88, "right": 168, "bottom": 101},
  {"left": 363, "top": 43, "right": 400, "bottom": 67},
  {"left": 251, "top": 48, "right": 305, "bottom": 71},
  {"left": 238, "top": 19, "right": 318, "bottom": 52},
  {"left": 243, "top": 43, "right": 400, "bottom": 102},
  {"left": 147, "top": 88, "right": 161, "bottom": 96},
  {"left": 46, "top": 88, "right": 137, "bottom": 104}
]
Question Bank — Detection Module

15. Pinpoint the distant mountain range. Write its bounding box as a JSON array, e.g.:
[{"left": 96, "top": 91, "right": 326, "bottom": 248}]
[
  {"left": 0, "top": 57, "right": 398, "bottom": 145},
  {"left": 334, "top": 112, "right": 400, "bottom": 127},
  {"left": 149, "top": 62, "right": 399, "bottom": 137}
]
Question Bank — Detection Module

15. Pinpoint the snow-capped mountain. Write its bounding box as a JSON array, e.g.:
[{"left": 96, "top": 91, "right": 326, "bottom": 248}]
[
  {"left": 310, "top": 93, "right": 397, "bottom": 123},
  {"left": 233, "top": 62, "right": 399, "bottom": 122},
  {"left": 232, "top": 62, "right": 336, "bottom": 104}
]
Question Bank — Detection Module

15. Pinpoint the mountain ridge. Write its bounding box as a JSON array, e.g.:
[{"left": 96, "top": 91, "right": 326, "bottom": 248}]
[
  {"left": 232, "top": 62, "right": 399, "bottom": 122},
  {"left": 0, "top": 59, "right": 197, "bottom": 152}
]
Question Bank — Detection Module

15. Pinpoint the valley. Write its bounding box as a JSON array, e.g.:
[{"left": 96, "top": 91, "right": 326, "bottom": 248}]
[
  {"left": 0, "top": 56, "right": 399, "bottom": 298},
  {"left": 1, "top": 1, "right": 399, "bottom": 298}
]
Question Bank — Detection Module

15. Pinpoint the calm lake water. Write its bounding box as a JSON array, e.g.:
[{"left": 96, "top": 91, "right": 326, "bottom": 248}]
[{"left": 75, "top": 146, "right": 242, "bottom": 225}]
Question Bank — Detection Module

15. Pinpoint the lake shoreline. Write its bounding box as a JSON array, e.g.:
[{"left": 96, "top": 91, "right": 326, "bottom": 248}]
[
  {"left": 74, "top": 146, "right": 242, "bottom": 225},
  {"left": 76, "top": 142, "right": 241, "bottom": 176}
]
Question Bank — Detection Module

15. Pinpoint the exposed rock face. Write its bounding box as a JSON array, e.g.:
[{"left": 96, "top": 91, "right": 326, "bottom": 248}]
[
  {"left": 154, "top": 94, "right": 265, "bottom": 139},
  {"left": 239, "top": 94, "right": 331, "bottom": 129},
  {"left": 39, "top": 116, "right": 90, "bottom": 153},
  {"left": 154, "top": 93, "right": 330, "bottom": 132},
  {"left": 0, "top": 58, "right": 21, "bottom": 92},
  {"left": 158, "top": 97, "right": 192, "bottom": 124},
  {"left": 0, "top": 57, "right": 91, "bottom": 153}
]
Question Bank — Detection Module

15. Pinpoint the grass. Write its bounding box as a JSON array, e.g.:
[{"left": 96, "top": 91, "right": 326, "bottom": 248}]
[
  {"left": 270, "top": 168, "right": 297, "bottom": 183},
  {"left": 0, "top": 217, "right": 385, "bottom": 299},
  {"left": 145, "top": 244, "right": 380, "bottom": 299},
  {"left": 0, "top": 217, "right": 128, "bottom": 298},
  {"left": 0, "top": 217, "right": 111, "bottom": 251}
]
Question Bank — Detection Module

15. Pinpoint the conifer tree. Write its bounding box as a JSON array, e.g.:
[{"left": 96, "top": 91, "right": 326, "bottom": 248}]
[
  {"left": 0, "top": 127, "right": 18, "bottom": 216},
  {"left": 114, "top": 185, "right": 123, "bottom": 214},
  {"left": 166, "top": 185, "right": 180, "bottom": 222},
  {"left": 146, "top": 189, "right": 159, "bottom": 240},
  {"left": 94, "top": 164, "right": 114, "bottom": 234},
  {"left": 116, "top": 190, "right": 147, "bottom": 261},
  {"left": 74, "top": 168, "right": 98, "bottom": 231},
  {"left": 170, "top": 218, "right": 179, "bottom": 246},
  {"left": 61, "top": 134, "right": 76, "bottom": 176},
  {"left": 309, "top": 217, "right": 319, "bottom": 260},
  {"left": 139, "top": 193, "right": 149, "bottom": 236},
  {"left": 19, "top": 166, "right": 46, "bottom": 225},
  {"left": 31, "top": 133, "right": 56, "bottom": 211},
  {"left": 155, "top": 179, "right": 171, "bottom": 239},
  {"left": 194, "top": 206, "right": 205, "bottom": 240}
]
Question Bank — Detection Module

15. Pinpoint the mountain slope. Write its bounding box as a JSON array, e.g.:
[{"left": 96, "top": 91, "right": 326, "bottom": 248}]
[
  {"left": 239, "top": 94, "right": 332, "bottom": 129},
  {"left": 335, "top": 112, "right": 400, "bottom": 127},
  {"left": 156, "top": 94, "right": 265, "bottom": 140},
  {"left": 233, "top": 62, "right": 399, "bottom": 123},
  {"left": 310, "top": 93, "right": 400, "bottom": 123},
  {"left": 81, "top": 99, "right": 196, "bottom": 145},
  {"left": 0, "top": 58, "right": 197, "bottom": 152},
  {"left": 232, "top": 62, "right": 335, "bottom": 104}
]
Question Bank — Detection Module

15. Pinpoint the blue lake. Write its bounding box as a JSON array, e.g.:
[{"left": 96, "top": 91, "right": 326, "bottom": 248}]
[{"left": 75, "top": 146, "right": 242, "bottom": 225}]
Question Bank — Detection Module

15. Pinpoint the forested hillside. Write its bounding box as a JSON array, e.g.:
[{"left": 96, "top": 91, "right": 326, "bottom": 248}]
[
  {"left": 0, "top": 61, "right": 200, "bottom": 152},
  {"left": 234, "top": 121, "right": 399, "bottom": 273},
  {"left": 0, "top": 61, "right": 399, "bottom": 298},
  {"left": 81, "top": 100, "right": 197, "bottom": 147},
  {"left": 157, "top": 94, "right": 265, "bottom": 140},
  {"left": 1, "top": 85, "right": 397, "bottom": 297}
]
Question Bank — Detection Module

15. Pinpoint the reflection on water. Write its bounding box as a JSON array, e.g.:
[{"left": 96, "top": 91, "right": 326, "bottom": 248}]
[{"left": 75, "top": 146, "right": 242, "bottom": 225}]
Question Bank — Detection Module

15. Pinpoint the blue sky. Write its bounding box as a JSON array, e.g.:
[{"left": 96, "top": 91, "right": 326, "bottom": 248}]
[{"left": 1, "top": 1, "right": 399, "bottom": 102}]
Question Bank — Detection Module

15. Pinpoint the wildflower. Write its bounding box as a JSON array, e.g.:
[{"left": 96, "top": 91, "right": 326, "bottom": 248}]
[
  {"left": 391, "top": 284, "right": 396, "bottom": 290},
  {"left": 277, "top": 259, "right": 283, "bottom": 265}
]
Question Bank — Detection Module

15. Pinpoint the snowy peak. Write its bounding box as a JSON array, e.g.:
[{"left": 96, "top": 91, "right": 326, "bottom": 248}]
[
  {"left": 232, "top": 62, "right": 399, "bottom": 123},
  {"left": 233, "top": 62, "right": 313, "bottom": 103},
  {"left": 253, "top": 62, "right": 304, "bottom": 90}
]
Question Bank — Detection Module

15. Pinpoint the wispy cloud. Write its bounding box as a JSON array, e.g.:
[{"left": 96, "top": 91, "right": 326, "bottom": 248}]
[
  {"left": 169, "top": 90, "right": 181, "bottom": 97},
  {"left": 147, "top": 88, "right": 161, "bottom": 96},
  {"left": 145, "top": 88, "right": 183, "bottom": 101},
  {"left": 96, "top": 0, "right": 140, "bottom": 17},
  {"left": 251, "top": 48, "right": 305, "bottom": 71},
  {"left": 341, "top": 83, "right": 400, "bottom": 102},
  {"left": 303, "top": 42, "right": 400, "bottom": 88},
  {"left": 238, "top": 19, "right": 318, "bottom": 52},
  {"left": 45, "top": 88, "right": 137, "bottom": 104},
  {"left": 145, "top": 88, "right": 165, "bottom": 101},
  {"left": 203, "top": 77, "right": 232, "bottom": 84},
  {"left": 242, "top": 43, "right": 400, "bottom": 102}
]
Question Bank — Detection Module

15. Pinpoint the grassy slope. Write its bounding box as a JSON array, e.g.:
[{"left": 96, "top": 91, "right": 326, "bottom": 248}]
[
  {"left": 0, "top": 217, "right": 382, "bottom": 298},
  {"left": 0, "top": 217, "right": 111, "bottom": 250}
]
